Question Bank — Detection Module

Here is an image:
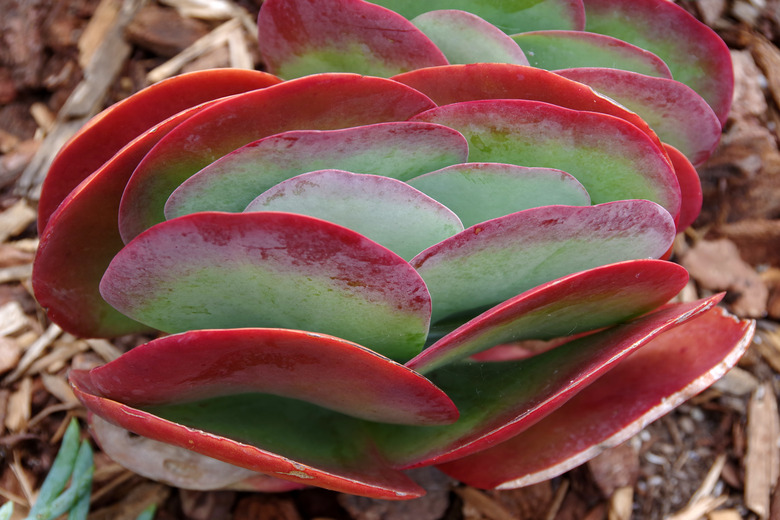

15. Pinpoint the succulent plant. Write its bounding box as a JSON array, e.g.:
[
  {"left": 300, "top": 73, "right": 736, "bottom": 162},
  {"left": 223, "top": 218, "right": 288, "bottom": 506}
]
[{"left": 34, "top": 0, "right": 755, "bottom": 499}]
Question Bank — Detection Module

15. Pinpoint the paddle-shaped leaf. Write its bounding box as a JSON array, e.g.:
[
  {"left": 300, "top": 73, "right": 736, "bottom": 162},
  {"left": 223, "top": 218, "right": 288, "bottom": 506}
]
[
  {"left": 34, "top": 101, "right": 223, "bottom": 338},
  {"left": 437, "top": 306, "right": 755, "bottom": 488},
  {"left": 118, "top": 73, "right": 437, "bottom": 242},
  {"left": 370, "top": 0, "right": 586, "bottom": 33},
  {"left": 410, "top": 99, "right": 680, "bottom": 221},
  {"left": 411, "top": 10, "right": 528, "bottom": 65},
  {"left": 556, "top": 68, "right": 721, "bottom": 165},
  {"left": 38, "top": 69, "right": 280, "bottom": 234},
  {"left": 408, "top": 259, "right": 689, "bottom": 373},
  {"left": 583, "top": 0, "right": 733, "bottom": 125},
  {"left": 412, "top": 200, "right": 676, "bottom": 324},
  {"left": 72, "top": 374, "right": 425, "bottom": 499},
  {"left": 375, "top": 296, "right": 723, "bottom": 467},
  {"left": 87, "top": 328, "right": 457, "bottom": 424},
  {"left": 407, "top": 163, "right": 590, "bottom": 228},
  {"left": 164, "top": 122, "right": 468, "bottom": 219},
  {"left": 100, "top": 212, "right": 431, "bottom": 361},
  {"left": 245, "top": 170, "right": 464, "bottom": 261},
  {"left": 393, "top": 64, "right": 664, "bottom": 152},
  {"left": 257, "top": 0, "right": 447, "bottom": 78},
  {"left": 511, "top": 31, "right": 671, "bottom": 78}
]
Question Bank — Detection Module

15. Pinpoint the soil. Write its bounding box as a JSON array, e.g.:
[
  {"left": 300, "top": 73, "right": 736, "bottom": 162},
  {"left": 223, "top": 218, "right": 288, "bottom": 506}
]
[{"left": 1, "top": 1, "right": 780, "bottom": 519}]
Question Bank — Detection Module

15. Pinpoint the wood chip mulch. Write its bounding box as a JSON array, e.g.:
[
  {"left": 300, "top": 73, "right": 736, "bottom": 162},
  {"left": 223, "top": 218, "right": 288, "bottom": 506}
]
[{"left": 2, "top": 0, "right": 780, "bottom": 518}]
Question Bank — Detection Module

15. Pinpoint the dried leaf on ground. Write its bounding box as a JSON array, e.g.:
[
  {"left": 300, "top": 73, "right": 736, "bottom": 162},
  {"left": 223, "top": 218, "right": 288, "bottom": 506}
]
[
  {"left": 587, "top": 443, "right": 640, "bottom": 497},
  {"left": 680, "top": 238, "right": 768, "bottom": 317}
]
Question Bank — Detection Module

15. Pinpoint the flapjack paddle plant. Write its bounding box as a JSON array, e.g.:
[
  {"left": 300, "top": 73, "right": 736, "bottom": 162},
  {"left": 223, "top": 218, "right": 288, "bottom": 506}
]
[{"left": 33, "top": 0, "right": 754, "bottom": 499}]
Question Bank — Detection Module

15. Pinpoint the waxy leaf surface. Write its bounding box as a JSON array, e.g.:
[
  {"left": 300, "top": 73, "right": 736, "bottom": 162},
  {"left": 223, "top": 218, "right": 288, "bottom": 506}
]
[
  {"left": 393, "top": 64, "right": 664, "bottom": 152},
  {"left": 583, "top": 0, "right": 733, "bottom": 124},
  {"left": 437, "top": 307, "right": 755, "bottom": 489},
  {"left": 370, "top": 0, "right": 586, "bottom": 32},
  {"left": 257, "top": 0, "right": 447, "bottom": 78},
  {"left": 72, "top": 375, "right": 424, "bottom": 499},
  {"left": 411, "top": 10, "right": 528, "bottom": 65},
  {"left": 411, "top": 200, "right": 676, "bottom": 324},
  {"left": 38, "top": 69, "right": 280, "bottom": 234},
  {"left": 118, "top": 74, "right": 437, "bottom": 242},
  {"left": 101, "top": 212, "right": 431, "bottom": 361},
  {"left": 165, "top": 122, "right": 468, "bottom": 219},
  {"left": 408, "top": 163, "right": 590, "bottom": 228},
  {"left": 375, "top": 296, "right": 723, "bottom": 467},
  {"left": 245, "top": 170, "right": 463, "bottom": 261},
  {"left": 33, "top": 102, "right": 218, "bottom": 338},
  {"left": 511, "top": 30, "right": 671, "bottom": 78},
  {"left": 408, "top": 260, "right": 689, "bottom": 373},
  {"left": 411, "top": 99, "right": 680, "bottom": 219},
  {"left": 86, "top": 328, "right": 457, "bottom": 425},
  {"left": 556, "top": 68, "right": 721, "bottom": 165}
]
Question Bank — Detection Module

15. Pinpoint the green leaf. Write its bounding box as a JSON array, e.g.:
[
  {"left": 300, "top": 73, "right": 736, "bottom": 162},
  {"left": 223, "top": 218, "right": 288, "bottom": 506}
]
[
  {"left": 135, "top": 505, "right": 157, "bottom": 520},
  {"left": 408, "top": 259, "right": 689, "bottom": 373},
  {"left": 245, "top": 169, "right": 463, "bottom": 261},
  {"left": 28, "top": 419, "right": 81, "bottom": 518},
  {"left": 511, "top": 30, "right": 671, "bottom": 77},
  {"left": 583, "top": 0, "right": 733, "bottom": 124},
  {"left": 118, "top": 74, "right": 436, "bottom": 243},
  {"left": 556, "top": 68, "right": 721, "bottom": 165},
  {"left": 164, "top": 122, "right": 468, "bottom": 219},
  {"left": 410, "top": 98, "right": 680, "bottom": 219},
  {"left": 438, "top": 307, "right": 755, "bottom": 489},
  {"left": 101, "top": 212, "right": 432, "bottom": 361},
  {"left": 411, "top": 200, "right": 676, "bottom": 325},
  {"left": 257, "top": 0, "right": 447, "bottom": 78},
  {"left": 411, "top": 10, "right": 528, "bottom": 65},
  {"left": 370, "top": 0, "right": 586, "bottom": 33},
  {"left": 408, "top": 163, "right": 590, "bottom": 228},
  {"left": 376, "top": 296, "right": 722, "bottom": 467}
]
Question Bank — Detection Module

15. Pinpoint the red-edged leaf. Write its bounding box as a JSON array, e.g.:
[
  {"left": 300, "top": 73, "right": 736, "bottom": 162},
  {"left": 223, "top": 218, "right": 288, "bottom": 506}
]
[
  {"left": 257, "top": 0, "right": 447, "bottom": 78},
  {"left": 583, "top": 0, "right": 733, "bottom": 125},
  {"left": 87, "top": 328, "right": 456, "bottom": 425},
  {"left": 374, "top": 296, "right": 723, "bottom": 468},
  {"left": 407, "top": 259, "right": 688, "bottom": 373},
  {"left": 411, "top": 10, "right": 528, "bottom": 65},
  {"left": 33, "top": 102, "right": 220, "bottom": 338},
  {"left": 38, "top": 69, "right": 280, "bottom": 234},
  {"left": 411, "top": 200, "right": 676, "bottom": 325},
  {"left": 392, "top": 63, "right": 665, "bottom": 153},
  {"left": 72, "top": 373, "right": 425, "bottom": 499},
  {"left": 101, "top": 212, "right": 431, "bottom": 361},
  {"left": 164, "top": 122, "right": 468, "bottom": 218},
  {"left": 556, "top": 68, "right": 721, "bottom": 165},
  {"left": 244, "top": 170, "right": 464, "bottom": 261},
  {"left": 437, "top": 306, "right": 754, "bottom": 488},
  {"left": 118, "top": 73, "right": 436, "bottom": 242},
  {"left": 410, "top": 99, "right": 680, "bottom": 222}
]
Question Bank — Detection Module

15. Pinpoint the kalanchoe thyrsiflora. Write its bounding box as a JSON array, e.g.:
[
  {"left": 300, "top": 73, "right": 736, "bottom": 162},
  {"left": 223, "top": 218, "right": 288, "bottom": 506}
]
[{"left": 33, "top": 0, "right": 754, "bottom": 499}]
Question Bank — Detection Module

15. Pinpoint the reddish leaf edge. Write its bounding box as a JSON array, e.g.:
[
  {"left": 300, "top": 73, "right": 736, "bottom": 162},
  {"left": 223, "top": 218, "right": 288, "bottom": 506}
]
[
  {"left": 436, "top": 305, "right": 755, "bottom": 489},
  {"left": 70, "top": 370, "right": 426, "bottom": 499}
]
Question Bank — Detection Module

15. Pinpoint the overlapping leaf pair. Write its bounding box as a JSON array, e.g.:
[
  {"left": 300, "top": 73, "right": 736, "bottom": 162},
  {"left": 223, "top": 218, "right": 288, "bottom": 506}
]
[{"left": 33, "top": 0, "right": 754, "bottom": 499}]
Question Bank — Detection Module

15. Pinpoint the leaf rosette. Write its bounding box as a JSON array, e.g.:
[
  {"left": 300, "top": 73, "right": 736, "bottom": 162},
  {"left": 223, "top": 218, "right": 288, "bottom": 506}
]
[{"left": 34, "top": 0, "right": 754, "bottom": 499}]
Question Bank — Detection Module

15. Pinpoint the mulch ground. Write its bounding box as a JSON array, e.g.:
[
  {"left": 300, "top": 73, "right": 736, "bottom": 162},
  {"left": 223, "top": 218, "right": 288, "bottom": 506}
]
[{"left": 1, "top": 1, "right": 780, "bottom": 518}]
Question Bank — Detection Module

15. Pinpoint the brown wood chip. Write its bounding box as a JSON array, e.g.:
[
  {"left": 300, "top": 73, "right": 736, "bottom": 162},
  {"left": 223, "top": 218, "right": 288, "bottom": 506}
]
[{"left": 745, "top": 382, "right": 780, "bottom": 518}]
